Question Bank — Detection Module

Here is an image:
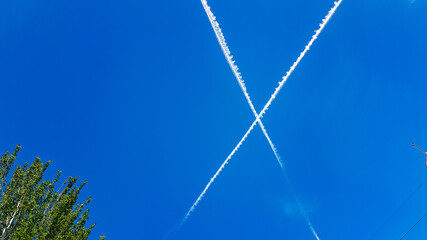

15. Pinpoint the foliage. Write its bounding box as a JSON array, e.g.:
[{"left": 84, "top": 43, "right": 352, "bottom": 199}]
[{"left": 0, "top": 145, "right": 103, "bottom": 240}]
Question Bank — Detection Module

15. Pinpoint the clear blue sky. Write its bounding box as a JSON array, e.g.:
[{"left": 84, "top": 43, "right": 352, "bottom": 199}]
[{"left": 1, "top": 0, "right": 426, "bottom": 239}]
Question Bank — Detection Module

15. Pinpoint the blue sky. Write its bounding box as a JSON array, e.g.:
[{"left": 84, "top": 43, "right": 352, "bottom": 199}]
[{"left": 1, "top": 0, "right": 426, "bottom": 239}]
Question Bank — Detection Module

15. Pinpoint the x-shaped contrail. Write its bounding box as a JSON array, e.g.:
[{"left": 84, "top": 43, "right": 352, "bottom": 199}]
[
  {"left": 199, "top": 0, "right": 321, "bottom": 238},
  {"left": 165, "top": 0, "right": 343, "bottom": 239}
]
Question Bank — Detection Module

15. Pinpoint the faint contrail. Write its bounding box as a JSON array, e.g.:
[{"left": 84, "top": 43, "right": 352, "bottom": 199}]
[
  {"left": 201, "top": 1, "right": 320, "bottom": 238},
  {"left": 171, "top": 0, "right": 343, "bottom": 236}
]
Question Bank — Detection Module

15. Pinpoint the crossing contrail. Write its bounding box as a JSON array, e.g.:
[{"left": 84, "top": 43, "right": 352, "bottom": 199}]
[
  {"left": 201, "top": 1, "right": 321, "bottom": 238},
  {"left": 170, "top": 0, "right": 343, "bottom": 237}
]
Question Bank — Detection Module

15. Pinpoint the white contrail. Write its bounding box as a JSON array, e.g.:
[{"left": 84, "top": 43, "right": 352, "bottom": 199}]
[
  {"left": 200, "top": 0, "right": 284, "bottom": 169},
  {"left": 201, "top": 0, "right": 256, "bottom": 116},
  {"left": 201, "top": 1, "right": 320, "bottom": 238},
  {"left": 256, "top": 0, "right": 343, "bottom": 121},
  {"left": 225, "top": 1, "right": 343, "bottom": 233},
  {"left": 200, "top": 0, "right": 282, "bottom": 165},
  {"left": 171, "top": 0, "right": 343, "bottom": 236},
  {"left": 177, "top": 119, "right": 259, "bottom": 229}
]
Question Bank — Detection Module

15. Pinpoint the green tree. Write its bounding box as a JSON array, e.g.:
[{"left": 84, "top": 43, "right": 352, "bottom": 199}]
[{"left": 0, "top": 145, "right": 104, "bottom": 240}]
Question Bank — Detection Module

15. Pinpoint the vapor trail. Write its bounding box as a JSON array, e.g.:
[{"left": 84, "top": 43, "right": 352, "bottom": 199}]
[
  {"left": 256, "top": 0, "right": 343, "bottom": 121},
  {"left": 200, "top": 0, "right": 343, "bottom": 168},
  {"left": 200, "top": 0, "right": 281, "bottom": 165},
  {"left": 201, "top": 0, "right": 256, "bottom": 116},
  {"left": 227, "top": 0, "right": 343, "bottom": 232},
  {"left": 201, "top": 1, "right": 320, "bottom": 238},
  {"left": 172, "top": 0, "right": 342, "bottom": 235},
  {"left": 178, "top": 119, "right": 259, "bottom": 229},
  {"left": 200, "top": 0, "right": 284, "bottom": 169}
]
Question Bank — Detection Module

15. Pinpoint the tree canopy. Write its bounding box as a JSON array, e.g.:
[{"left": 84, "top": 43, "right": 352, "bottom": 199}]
[{"left": 0, "top": 145, "right": 104, "bottom": 240}]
